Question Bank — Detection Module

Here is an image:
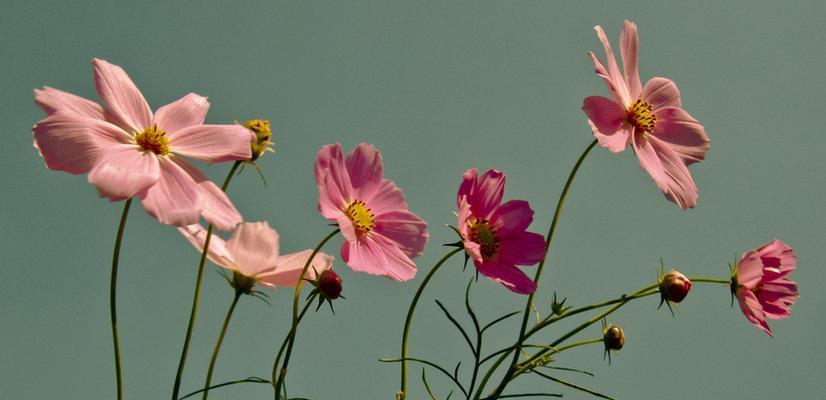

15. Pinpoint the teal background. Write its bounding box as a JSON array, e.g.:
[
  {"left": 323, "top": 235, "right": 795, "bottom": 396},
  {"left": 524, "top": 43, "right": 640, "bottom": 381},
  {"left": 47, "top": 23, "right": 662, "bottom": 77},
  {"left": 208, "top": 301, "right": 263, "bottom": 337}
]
[{"left": 2, "top": 1, "right": 824, "bottom": 399}]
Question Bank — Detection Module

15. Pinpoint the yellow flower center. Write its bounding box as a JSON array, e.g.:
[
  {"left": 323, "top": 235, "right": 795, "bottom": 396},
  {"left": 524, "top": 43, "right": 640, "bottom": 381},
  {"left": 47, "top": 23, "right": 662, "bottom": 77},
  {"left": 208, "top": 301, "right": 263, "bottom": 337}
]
[
  {"left": 627, "top": 99, "right": 657, "bottom": 133},
  {"left": 243, "top": 119, "right": 273, "bottom": 161},
  {"left": 345, "top": 200, "right": 375, "bottom": 235},
  {"left": 468, "top": 219, "right": 500, "bottom": 259},
  {"left": 135, "top": 125, "right": 170, "bottom": 155}
]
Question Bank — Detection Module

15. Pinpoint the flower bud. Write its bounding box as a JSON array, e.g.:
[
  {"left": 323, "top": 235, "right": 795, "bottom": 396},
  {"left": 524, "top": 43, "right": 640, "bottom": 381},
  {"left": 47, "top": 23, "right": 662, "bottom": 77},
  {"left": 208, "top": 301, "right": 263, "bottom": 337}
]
[
  {"left": 317, "top": 269, "right": 343, "bottom": 300},
  {"left": 242, "top": 119, "right": 273, "bottom": 161},
  {"left": 603, "top": 324, "right": 625, "bottom": 351},
  {"left": 659, "top": 270, "right": 692, "bottom": 304}
]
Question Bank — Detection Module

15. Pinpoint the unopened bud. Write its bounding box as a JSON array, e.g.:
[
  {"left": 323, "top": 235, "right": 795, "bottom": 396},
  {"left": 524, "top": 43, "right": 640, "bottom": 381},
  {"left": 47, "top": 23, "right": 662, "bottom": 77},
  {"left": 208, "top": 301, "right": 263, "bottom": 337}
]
[
  {"left": 603, "top": 325, "right": 625, "bottom": 351},
  {"left": 243, "top": 119, "right": 273, "bottom": 161},
  {"left": 317, "top": 269, "right": 343, "bottom": 300},
  {"left": 660, "top": 270, "right": 692, "bottom": 304}
]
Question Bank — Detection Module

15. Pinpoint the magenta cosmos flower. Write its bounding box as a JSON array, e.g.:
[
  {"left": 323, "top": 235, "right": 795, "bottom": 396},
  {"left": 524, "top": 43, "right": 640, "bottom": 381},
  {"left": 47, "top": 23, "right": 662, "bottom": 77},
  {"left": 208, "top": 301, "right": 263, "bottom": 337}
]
[
  {"left": 32, "top": 58, "right": 253, "bottom": 230},
  {"left": 734, "top": 240, "right": 799, "bottom": 336},
  {"left": 179, "top": 222, "right": 334, "bottom": 289},
  {"left": 315, "top": 143, "right": 428, "bottom": 281},
  {"left": 457, "top": 169, "right": 545, "bottom": 294},
  {"left": 582, "top": 21, "right": 710, "bottom": 209}
]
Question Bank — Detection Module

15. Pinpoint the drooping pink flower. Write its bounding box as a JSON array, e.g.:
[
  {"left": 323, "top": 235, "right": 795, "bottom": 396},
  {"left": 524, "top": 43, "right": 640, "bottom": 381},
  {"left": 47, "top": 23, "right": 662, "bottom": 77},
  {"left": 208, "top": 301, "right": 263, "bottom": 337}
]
[
  {"left": 582, "top": 21, "right": 710, "bottom": 209},
  {"left": 315, "top": 143, "right": 429, "bottom": 281},
  {"left": 734, "top": 240, "right": 799, "bottom": 336},
  {"left": 457, "top": 169, "right": 545, "bottom": 294},
  {"left": 32, "top": 58, "right": 254, "bottom": 230},
  {"left": 179, "top": 222, "right": 334, "bottom": 290}
]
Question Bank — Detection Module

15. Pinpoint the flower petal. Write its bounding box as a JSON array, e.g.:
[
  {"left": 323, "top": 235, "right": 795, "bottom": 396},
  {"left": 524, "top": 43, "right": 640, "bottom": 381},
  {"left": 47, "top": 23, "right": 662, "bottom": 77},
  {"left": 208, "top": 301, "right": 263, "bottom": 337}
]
[
  {"left": 172, "top": 158, "right": 242, "bottom": 231},
  {"left": 476, "top": 260, "right": 536, "bottom": 295},
  {"left": 498, "top": 231, "right": 546, "bottom": 266},
  {"left": 92, "top": 58, "right": 152, "bottom": 132},
  {"left": 366, "top": 179, "right": 409, "bottom": 214},
  {"left": 373, "top": 210, "right": 429, "bottom": 258},
  {"left": 736, "top": 250, "right": 764, "bottom": 290},
  {"left": 459, "top": 169, "right": 505, "bottom": 219},
  {"left": 225, "top": 222, "right": 280, "bottom": 277},
  {"left": 34, "top": 86, "right": 105, "bottom": 119},
  {"left": 755, "top": 239, "right": 797, "bottom": 279},
  {"left": 642, "top": 78, "right": 682, "bottom": 112},
  {"left": 177, "top": 223, "right": 235, "bottom": 269},
  {"left": 490, "top": 200, "right": 534, "bottom": 237},
  {"left": 651, "top": 107, "right": 709, "bottom": 166},
  {"left": 633, "top": 134, "right": 699, "bottom": 209},
  {"left": 620, "top": 20, "right": 642, "bottom": 100},
  {"left": 315, "top": 144, "right": 354, "bottom": 203},
  {"left": 346, "top": 143, "right": 384, "bottom": 199},
  {"left": 318, "top": 170, "right": 349, "bottom": 220},
  {"left": 168, "top": 124, "right": 253, "bottom": 163},
  {"left": 737, "top": 289, "right": 772, "bottom": 336},
  {"left": 153, "top": 93, "right": 210, "bottom": 133},
  {"left": 340, "top": 235, "right": 416, "bottom": 281},
  {"left": 138, "top": 158, "right": 201, "bottom": 226},
  {"left": 258, "top": 250, "right": 334, "bottom": 288},
  {"left": 593, "top": 25, "right": 631, "bottom": 105},
  {"left": 583, "top": 96, "right": 631, "bottom": 153},
  {"left": 32, "top": 113, "right": 112, "bottom": 174},
  {"left": 88, "top": 145, "right": 160, "bottom": 199}
]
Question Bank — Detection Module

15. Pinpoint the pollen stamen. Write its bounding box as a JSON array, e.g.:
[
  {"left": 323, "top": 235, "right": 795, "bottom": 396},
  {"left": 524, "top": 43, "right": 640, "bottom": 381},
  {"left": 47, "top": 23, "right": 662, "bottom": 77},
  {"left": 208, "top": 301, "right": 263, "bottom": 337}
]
[
  {"left": 468, "top": 219, "right": 500, "bottom": 260},
  {"left": 345, "top": 200, "right": 375, "bottom": 235},
  {"left": 627, "top": 99, "right": 657, "bottom": 133},
  {"left": 135, "top": 125, "right": 170, "bottom": 155}
]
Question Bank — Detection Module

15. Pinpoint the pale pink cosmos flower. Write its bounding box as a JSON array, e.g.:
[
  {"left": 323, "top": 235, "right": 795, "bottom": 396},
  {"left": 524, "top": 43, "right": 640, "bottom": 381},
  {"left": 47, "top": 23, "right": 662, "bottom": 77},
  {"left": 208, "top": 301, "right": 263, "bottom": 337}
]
[
  {"left": 582, "top": 21, "right": 710, "bottom": 209},
  {"left": 32, "top": 58, "right": 254, "bottom": 230},
  {"left": 734, "top": 239, "right": 799, "bottom": 336},
  {"left": 179, "top": 222, "right": 334, "bottom": 289},
  {"left": 457, "top": 169, "right": 545, "bottom": 294},
  {"left": 315, "top": 143, "right": 428, "bottom": 281}
]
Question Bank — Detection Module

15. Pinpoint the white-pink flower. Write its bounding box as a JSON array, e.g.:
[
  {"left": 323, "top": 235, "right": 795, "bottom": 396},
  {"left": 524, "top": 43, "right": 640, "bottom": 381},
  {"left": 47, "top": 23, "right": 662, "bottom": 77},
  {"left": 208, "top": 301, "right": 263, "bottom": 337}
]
[
  {"left": 32, "top": 58, "right": 254, "bottom": 230},
  {"left": 735, "top": 240, "right": 799, "bottom": 336},
  {"left": 179, "top": 222, "right": 334, "bottom": 289},
  {"left": 582, "top": 21, "right": 710, "bottom": 209}
]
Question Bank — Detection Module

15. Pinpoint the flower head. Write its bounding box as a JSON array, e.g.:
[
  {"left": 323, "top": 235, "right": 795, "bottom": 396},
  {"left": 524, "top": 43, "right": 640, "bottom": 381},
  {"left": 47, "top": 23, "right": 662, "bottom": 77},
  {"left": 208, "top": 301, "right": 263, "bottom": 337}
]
[
  {"left": 582, "top": 21, "right": 709, "bottom": 209},
  {"left": 659, "top": 270, "right": 692, "bottom": 305},
  {"left": 457, "top": 169, "right": 546, "bottom": 294},
  {"left": 315, "top": 143, "right": 429, "bottom": 281},
  {"left": 243, "top": 119, "right": 274, "bottom": 162},
  {"left": 32, "top": 58, "right": 254, "bottom": 230},
  {"left": 179, "top": 222, "right": 334, "bottom": 292},
  {"left": 733, "top": 240, "right": 799, "bottom": 336}
]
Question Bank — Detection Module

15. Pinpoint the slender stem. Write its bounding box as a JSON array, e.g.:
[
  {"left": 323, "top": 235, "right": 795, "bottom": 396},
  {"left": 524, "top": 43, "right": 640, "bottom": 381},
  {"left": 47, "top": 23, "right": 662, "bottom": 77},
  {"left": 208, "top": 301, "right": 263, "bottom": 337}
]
[
  {"left": 690, "top": 277, "right": 730, "bottom": 285},
  {"left": 202, "top": 291, "right": 243, "bottom": 400},
  {"left": 496, "top": 140, "right": 596, "bottom": 398},
  {"left": 398, "top": 247, "right": 463, "bottom": 400},
  {"left": 171, "top": 161, "right": 242, "bottom": 400},
  {"left": 512, "top": 338, "right": 602, "bottom": 375},
  {"left": 110, "top": 198, "right": 133, "bottom": 400},
  {"left": 271, "top": 293, "right": 317, "bottom": 386},
  {"left": 273, "top": 229, "right": 340, "bottom": 400},
  {"left": 180, "top": 377, "right": 271, "bottom": 400}
]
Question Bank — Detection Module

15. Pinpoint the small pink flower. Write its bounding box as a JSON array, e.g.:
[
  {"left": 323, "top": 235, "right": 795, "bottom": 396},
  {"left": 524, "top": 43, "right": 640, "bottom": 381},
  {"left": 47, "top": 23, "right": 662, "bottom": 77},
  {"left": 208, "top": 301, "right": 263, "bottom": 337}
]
[
  {"left": 457, "top": 169, "right": 545, "bottom": 294},
  {"left": 734, "top": 240, "right": 799, "bottom": 336},
  {"left": 32, "top": 58, "right": 254, "bottom": 230},
  {"left": 179, "top": 222, "right": 333, "bottom": 289},
  {"left": 315, "top": 143, "right": 429, "bottom": 281},
  {"left": 582, "top": 21, "right": 710, "bottom": 209}
]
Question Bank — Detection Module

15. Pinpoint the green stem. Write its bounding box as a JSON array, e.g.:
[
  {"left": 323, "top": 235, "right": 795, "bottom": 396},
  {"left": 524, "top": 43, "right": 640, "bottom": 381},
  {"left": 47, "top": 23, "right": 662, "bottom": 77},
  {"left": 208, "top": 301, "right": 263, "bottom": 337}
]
[
  {"left": 690, "top": 277, "right": 731, "bottom": 285},
  {"left": 271, "top": 293, "right": 317, "bottom": 387},
  {"left": 497, "top": 140, "right": 596, "bottom": 398},
  {"left": 110, "top": 197, "right": 133, "bottom": 400},
  {"left": 171, "top": 161, "right": 242, "bottom": 400},
  {"left": 180, "top": 377, "right": 271, "bottom": 400},
  {"left": 398, "top": 247, "right": 463, "bottom": 400},
  {"left": 512, "top": 338, "right": 602, "bottom": 375},
  {"left": 202, "top": 290, "right": 242, "bottom": 400},
  {"left": 273, "top": 229, "right": 340, "bottom": 400}
]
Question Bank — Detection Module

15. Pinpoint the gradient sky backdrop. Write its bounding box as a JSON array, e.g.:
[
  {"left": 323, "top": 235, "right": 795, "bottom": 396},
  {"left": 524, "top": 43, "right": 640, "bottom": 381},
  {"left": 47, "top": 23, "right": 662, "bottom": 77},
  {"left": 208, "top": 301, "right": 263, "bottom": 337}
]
[{"left": 2, "top": 1, "right": 825, "bottom": 399}]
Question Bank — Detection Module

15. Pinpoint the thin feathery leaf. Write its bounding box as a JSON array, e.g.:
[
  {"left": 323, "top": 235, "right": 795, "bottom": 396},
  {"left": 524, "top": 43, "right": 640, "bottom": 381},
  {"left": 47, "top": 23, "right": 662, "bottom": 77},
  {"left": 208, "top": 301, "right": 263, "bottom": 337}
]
[
  {"left": 533, "top": 371, "right": 615, "bottom": 400},
  {"left": 435, "top": 300, "right": 475, "bottom": 353}
]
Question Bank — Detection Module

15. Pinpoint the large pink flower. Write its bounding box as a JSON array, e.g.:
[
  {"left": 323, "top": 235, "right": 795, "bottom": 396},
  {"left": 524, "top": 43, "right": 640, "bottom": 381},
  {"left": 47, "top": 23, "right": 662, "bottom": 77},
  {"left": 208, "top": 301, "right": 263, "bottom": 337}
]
[
  {"left": 734, "top": 240, "right": 799, "bottom": 336},
  {"left": 315, "top": 143, "right": 428, "bottom": 281},
  {"left": 582, "top": 21, "right": 710, "bottom": 209},
  {"left": 179, "top": 222, "right": 334, "bottom": 289},
  {"left": 32, "top": 58, "right": 254, "bottom": 230},
  {"left": 457, "top": 169, "right": 545, "bottom": 294}
]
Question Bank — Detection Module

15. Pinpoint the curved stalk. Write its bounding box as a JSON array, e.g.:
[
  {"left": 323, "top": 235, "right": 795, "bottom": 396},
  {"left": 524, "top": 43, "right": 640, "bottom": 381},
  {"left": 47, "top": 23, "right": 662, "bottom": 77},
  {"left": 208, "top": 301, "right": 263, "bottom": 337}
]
[
  {"left": 202, "top": 290, "right": 242, "bottom": 400},
  {"left": 110, "top": 197, "right": 133, "bottom": 400}
]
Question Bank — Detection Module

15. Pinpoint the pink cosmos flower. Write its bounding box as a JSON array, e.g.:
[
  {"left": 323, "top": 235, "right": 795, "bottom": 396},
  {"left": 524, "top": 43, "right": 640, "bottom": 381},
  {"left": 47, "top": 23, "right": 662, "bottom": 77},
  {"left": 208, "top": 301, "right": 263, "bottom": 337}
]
[
  {"left": 457, "top": 169, "right": 546, "bottom": 294},
  {"left": 582, "top": 21, "right": 710, "bottom": 209},
  {"left": 32, "top": 58, "right": 254, "bottom": 230},
  {"left": 734, "top": 240, "right": 799, "bottom": 336},
  {"left": 179, "top": 222, "right": 334, "bottom": 289},
  {"left": 315, "top": 143, "right": 428, "bottom": 281}
]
